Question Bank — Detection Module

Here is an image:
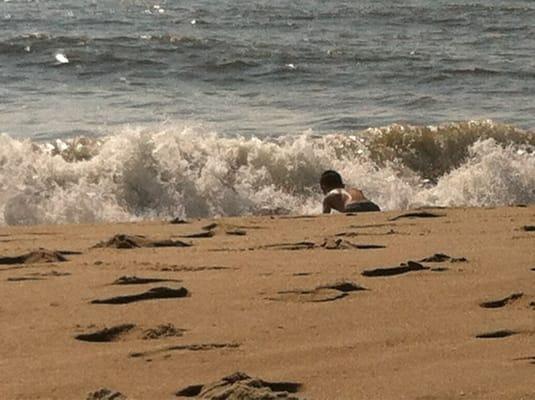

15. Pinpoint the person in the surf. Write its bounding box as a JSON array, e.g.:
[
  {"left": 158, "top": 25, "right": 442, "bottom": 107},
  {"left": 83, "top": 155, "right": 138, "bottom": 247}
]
[{"left": 320, "top": 170, "right": 380, "bottom": 214}]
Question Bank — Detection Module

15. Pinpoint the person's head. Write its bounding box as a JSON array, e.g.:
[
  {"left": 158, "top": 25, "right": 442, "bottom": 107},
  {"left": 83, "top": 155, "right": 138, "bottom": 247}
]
[{"left": 320, "top": 170, "right": 344, "bottom": 194}]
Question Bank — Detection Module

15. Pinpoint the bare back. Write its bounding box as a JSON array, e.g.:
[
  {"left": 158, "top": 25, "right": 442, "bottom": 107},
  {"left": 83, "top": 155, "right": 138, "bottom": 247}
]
[{"left": 322, "top": 187, "right": 368, "bottom": 213}]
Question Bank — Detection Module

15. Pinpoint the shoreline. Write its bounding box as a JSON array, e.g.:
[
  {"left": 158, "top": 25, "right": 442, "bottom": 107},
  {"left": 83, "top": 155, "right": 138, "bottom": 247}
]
[{"left": 1, "top": 205, "right": 534, "bottom": 399}]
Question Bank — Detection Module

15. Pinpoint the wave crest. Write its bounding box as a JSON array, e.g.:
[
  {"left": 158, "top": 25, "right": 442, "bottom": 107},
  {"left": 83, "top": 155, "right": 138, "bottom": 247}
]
[
  {"left": 0, "top": 120, "right": 533, "bottom": 225},
  {"left": 366, "top": 120, "right": 534, "bottom": 181}
]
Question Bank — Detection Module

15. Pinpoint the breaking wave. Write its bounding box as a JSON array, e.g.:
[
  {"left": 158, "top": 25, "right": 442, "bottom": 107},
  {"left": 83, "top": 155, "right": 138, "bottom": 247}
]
[{"left": 0, "top": 120, "right": 533, "bottom": 225}]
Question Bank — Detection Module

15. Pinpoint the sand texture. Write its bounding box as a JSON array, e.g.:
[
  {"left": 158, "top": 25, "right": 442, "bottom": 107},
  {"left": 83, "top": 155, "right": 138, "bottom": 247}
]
[{"left": 1, "top": 206, "right": 534, "bottom": 399}]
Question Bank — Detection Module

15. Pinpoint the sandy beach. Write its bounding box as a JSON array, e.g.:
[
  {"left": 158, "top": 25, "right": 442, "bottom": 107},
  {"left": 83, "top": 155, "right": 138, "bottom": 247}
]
[{"left": 1, "top": 206, "right": 534, "bottom": 400}]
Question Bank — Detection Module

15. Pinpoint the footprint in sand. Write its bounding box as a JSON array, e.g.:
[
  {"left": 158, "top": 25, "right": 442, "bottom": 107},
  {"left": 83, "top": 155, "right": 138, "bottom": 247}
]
[
  {"left": 7, "top": 270, "right": 71, "bottom": 282},
  {"left": 292, "top": 272, "right": 313, "bottom": 277},
  {"left": 475, "top": 330, "right": 519, "bottom": 339},
  {"left": 86, "top": 388, "right": 127, "bottom": 400},
  {"left": 254, "top": 238, "right": 385, "bottom": 251},
  {"left": 514, "top": 356, "right": 535, "bottom": 365},
  {"left": 76, "top": 324, "right": 136, "bottom": 342},
  {"left": 480, "top": 292, "right": 535, "bottom": 310},
  {"left": 320, "top": 238, "right": 386, "bottom": 249},
  {"left": 361, "top": 261, "right": 429, "bottom": 277},
  {"left": 349, "top": 223, "right": 415, "bottom": 229},
  {"left": 75, "top": 323, "right": 185, "bottom": 342},
  {"left": 141, "top": 324, "right": 186, "bottom": 340},
  {"left": 7, "top": 276, "right": 45, "bottom": 282},
  {"left": 202, "top": 222, "right": 218, "bottom": 230},
  {"left": 169, "top": 217, "right": 189, "bottom": 224},
  {"left": 176, "top": 371, "right": 303, "bottom": 399},
  {"left": 182, "top": 222, "right": 253, "bottom": 238},
  {"left": 0, "top": 249, "right": 72, "bottom": 265},
  {"left": 257, "top": 241, "right": 316, "bottom": 250},
  {"left": 479, "top": 293, "right": 524, "bottom": 309},
  {"left": 225, "top": 228, "right": 247, "bottom": 236},
  {"left": 34, "top": 270, "right": 71, "bottom": 277},
  {"left": 112, "top": 276, "right": 182, "bottom": 285},
  {"left": 388, "top": 211, "right": 446, "bottom": 221},
  {"left": 129, "top": 342, "right": 239, "bottom": 358},
  {"left": 335, "top": 230, "right": 400, "bottom": 237},
  {"left": 178, "top": 231, "right": 216, "bottom": 239},
  {"left": 93, "top": 234, "right": 191, "bottom": 249},
  {"left": 91, "top": 286, "right": 189, "bottom": 305},
  {"left": 389, "top": 211, "right": 445, "bottom": 221},
  {"left": 419, "top": 253, "right": 467, "bottom": 263},
  {"left": 268, "top": 281, "right": 366, "bottom": 303},
  {"left": 154, "top": 265, "right": 231, "bottom": 273},
  {"left": 277, "top": 215, "right": 316, "bottom": 220}
]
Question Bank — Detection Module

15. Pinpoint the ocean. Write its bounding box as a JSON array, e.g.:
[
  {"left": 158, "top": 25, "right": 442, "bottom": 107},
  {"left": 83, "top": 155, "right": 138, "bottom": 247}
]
[{"left": 0, "top": 0, "right": 534, "bottom": 224}]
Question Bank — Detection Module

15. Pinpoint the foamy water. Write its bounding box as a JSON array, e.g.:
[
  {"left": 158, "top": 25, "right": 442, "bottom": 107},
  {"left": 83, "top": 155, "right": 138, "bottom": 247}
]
[{"left": 1, "top": 120, "right": 533, "bottom": 225}]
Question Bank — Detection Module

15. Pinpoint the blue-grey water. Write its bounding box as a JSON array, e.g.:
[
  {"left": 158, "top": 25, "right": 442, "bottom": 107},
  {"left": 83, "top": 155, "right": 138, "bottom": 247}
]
[
  {"left": 1, "top": 0, "right": 534, "bottom": 139},
  {"left": 0, "top": 0, "right": 534, "bottom": 225}
]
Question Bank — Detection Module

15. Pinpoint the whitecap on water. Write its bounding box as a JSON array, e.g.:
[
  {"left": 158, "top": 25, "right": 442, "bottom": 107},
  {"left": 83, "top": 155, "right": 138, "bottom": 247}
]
[{"left": 55, "top": 52, "right": 69, "bottom": 64}]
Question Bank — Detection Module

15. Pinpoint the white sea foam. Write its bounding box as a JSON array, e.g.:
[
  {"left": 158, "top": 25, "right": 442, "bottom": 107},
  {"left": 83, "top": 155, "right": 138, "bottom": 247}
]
[
  {"left": 54, "top": 52, "right": 69, "bottom": 64},
  {"left": 0, "top": 122, "right": 533, "bottom": 225},
  {"left": 414, "top": 139, "right": 535, "bottom": 207}
]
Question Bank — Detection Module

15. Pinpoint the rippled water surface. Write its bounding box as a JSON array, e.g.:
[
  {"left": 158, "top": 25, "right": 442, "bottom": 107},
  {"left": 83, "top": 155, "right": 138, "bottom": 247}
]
[{"left": 1, "top": 0, "right": 534, "bottom": 138}]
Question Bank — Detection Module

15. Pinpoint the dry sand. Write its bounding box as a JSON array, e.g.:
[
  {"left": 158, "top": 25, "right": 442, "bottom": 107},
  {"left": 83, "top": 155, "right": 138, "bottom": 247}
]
[{"left": 0, "top": 206, "right": 534, "bottom": 399}]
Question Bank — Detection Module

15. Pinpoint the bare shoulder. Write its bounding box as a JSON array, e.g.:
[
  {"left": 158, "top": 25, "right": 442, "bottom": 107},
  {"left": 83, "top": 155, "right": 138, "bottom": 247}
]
[
  {"left": 324, "top": 189, "right": 346, "bottom": 204},
  {"left": 323, "top": 190, "right": 346, "bottom": 213},
  {"left": 347, "top": 187, "right": 367, "bottom": 202}
]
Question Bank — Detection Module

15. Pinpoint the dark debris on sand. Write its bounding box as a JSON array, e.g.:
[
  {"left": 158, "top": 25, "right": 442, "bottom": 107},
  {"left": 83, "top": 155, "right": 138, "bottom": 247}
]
[
  {"left": 176, "top": 371, "right": 304, "bottom": 399},
  {"left": 522, "top": 225, "right": 535, "bottom": 232},
  {"left": 94, "top": 234, "right": 192, "bottom": 249}
]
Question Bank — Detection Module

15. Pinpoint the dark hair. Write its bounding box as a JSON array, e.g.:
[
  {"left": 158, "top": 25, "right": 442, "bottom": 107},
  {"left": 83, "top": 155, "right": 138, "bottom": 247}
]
[{"left": 320, "top": 170, "right": 344, "bottom": 188}]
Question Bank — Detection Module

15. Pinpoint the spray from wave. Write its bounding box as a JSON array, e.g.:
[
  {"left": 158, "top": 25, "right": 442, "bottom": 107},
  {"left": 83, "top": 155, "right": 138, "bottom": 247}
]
[{"left": 0, "top": 120, "right": 533, "bottom": 225}]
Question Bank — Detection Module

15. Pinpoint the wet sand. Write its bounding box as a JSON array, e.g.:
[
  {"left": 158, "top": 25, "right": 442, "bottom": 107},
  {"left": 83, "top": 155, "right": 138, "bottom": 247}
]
[{"left": 1, "top": 206, "right": 534, "bottom": 399}]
